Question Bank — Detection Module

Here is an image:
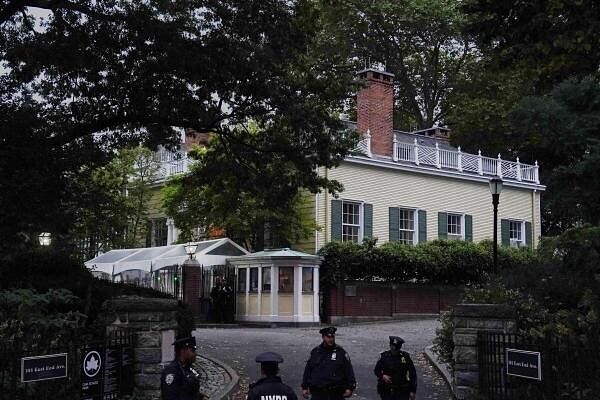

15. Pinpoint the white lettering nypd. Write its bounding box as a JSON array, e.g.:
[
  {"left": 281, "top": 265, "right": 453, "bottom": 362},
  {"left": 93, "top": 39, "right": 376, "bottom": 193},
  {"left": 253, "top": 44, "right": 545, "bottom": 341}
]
[{"left": 260, "top": 396, "right": 287, "bottom": 400}]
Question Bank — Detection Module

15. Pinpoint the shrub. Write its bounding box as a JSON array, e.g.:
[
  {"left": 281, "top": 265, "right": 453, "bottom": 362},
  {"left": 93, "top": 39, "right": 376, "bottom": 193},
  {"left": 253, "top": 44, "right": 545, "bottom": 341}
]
[{"left": 319, "top": 238, "right": 538, "bottom": 287}]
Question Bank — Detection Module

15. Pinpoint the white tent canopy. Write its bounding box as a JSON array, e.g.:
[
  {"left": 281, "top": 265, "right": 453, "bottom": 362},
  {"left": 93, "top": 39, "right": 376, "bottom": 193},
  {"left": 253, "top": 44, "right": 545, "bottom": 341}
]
[{"left": 85, "top": 238, "right": 248, "bottom": 276}]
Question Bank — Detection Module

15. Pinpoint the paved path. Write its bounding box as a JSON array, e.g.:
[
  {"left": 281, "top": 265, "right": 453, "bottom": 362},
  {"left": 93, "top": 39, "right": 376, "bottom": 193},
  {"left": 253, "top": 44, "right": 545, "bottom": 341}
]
[{"left": 193, "top": 319, "right": 453, "bottom": 400}]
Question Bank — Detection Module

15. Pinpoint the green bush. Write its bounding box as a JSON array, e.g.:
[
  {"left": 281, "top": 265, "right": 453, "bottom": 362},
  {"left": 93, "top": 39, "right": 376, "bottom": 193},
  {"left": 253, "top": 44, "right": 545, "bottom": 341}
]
[{"left": 319, "top": 238, "right": 538, "bottom": 288}]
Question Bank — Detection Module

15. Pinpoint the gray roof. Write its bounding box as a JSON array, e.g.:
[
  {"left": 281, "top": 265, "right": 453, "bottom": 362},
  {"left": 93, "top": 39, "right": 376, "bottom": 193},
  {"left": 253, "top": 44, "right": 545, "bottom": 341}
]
[{"left": 227, "top": 248, "right": 321, "bottom": 264}]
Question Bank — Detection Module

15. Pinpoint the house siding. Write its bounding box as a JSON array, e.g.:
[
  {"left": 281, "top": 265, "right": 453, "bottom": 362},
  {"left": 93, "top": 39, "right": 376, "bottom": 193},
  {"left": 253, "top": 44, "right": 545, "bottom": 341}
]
[{"left": 314, "top": 161, "right": 542, "bottom": 251}]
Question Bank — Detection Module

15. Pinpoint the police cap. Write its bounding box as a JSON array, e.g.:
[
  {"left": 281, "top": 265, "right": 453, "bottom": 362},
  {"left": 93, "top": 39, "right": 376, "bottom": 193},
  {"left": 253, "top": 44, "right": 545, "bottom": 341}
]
[
  {"left": 255, "top": 351, "right": 284, "bottom": 365},
  {"left": 173, "top": 336, "right": 197, "bottom": 351},
  {"left": 389, "top": 336, "right": 405, "bottom": 347},
  {"left": 319, "top": 326, "right": 337, "bottom": 336}
]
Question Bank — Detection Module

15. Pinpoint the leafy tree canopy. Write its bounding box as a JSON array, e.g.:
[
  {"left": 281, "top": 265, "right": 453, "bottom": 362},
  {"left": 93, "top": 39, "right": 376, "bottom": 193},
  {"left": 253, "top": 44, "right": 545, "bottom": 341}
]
[
  {"left": 162, "top": 123, "right": 320, "bottom": 251},
  {"left": 319, "top": 0, "right": 475, "bottom": 129},
  {"left": 0, "top": 0, "right": 357, "bottom": 252}
]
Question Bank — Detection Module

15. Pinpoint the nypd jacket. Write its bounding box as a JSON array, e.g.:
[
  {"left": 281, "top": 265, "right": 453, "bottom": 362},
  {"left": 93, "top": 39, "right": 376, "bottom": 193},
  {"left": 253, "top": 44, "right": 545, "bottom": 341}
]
[
  {"left": 302, "top": 344, "right": 356, "bottom": 391},
  {"left": 247, "top": 376, "right": 298, "bottom": 400},
  {"left": 373, "top": 350, "right": 417, "bottom": 394},
  {"left": 161, "top": 360, "right": 202, "bottom": 400}
]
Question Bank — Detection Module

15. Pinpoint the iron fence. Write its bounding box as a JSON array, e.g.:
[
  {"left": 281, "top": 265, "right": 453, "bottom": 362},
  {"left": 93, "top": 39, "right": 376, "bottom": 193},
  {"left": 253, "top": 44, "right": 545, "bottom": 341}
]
[
  {"left": 0, "top": 328, "right": 135, "bottom": 400},
  {"left": 478, "top": 331, "right": 600, "bottom": 400}
]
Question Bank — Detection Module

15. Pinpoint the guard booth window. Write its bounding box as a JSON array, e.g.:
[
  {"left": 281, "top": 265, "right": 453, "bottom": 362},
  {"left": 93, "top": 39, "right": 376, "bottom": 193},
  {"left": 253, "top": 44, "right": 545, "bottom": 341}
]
[
  {"left": 302, "top": 267, "right": 313, "bottom": 292},
  {"left": 262, "top": 267, "right": 271, "bottom": 292},
  {"left": 249, "top": 267, "right": 259, "bottom": 292},
  {"left": 278, "top": 267, "right": 293, "bottom": 292},
  {"left": 237, "top": 268, "right": 246, "bottom": 292}
]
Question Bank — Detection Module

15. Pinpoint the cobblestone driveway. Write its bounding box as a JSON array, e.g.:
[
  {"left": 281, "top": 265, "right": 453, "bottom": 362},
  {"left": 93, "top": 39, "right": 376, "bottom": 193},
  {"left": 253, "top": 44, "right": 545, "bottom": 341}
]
[{"left": 194, "top": 318, "right": 453, "bottom": 400}]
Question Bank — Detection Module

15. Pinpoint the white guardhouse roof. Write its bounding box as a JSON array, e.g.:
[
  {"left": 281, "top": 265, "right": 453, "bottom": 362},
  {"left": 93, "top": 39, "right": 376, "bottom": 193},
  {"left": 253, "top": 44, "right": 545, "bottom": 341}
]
[
  {"left": 227, "top": 248, "right": 321, "bottom": 265},
  {"left": 85, "top": 238, "right": 248, "bottom": 275}
]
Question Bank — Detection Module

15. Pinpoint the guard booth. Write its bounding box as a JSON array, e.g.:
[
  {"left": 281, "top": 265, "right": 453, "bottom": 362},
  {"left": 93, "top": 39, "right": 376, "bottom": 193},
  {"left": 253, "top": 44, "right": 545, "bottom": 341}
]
[{"left": 227, "top": 248, "right": 321, "bottom": 325}]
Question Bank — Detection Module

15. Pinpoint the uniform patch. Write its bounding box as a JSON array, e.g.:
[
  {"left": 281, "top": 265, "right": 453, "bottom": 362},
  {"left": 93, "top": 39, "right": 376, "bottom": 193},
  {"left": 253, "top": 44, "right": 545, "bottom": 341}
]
[
  {"left": 165, "top": 373, "right": 174, "bottom": 385},
  {"left": 331, "top": 351, "right": 337, "bottom": 360}
]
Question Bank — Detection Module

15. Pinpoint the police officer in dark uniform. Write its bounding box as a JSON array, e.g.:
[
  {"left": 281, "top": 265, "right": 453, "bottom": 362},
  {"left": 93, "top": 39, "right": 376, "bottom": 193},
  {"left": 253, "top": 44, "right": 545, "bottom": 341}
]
[
  {"left": 247, "top": 352, "right": 298, "bottom": 400},
  {"left": 373, "top": 336, "right": 417, "bottom": 400},
  {"left": 302, "top": 327, "right": 357, "bottom": 400},
  {"left": 161, "top": 337, "right": 208, "bottom": 400}
]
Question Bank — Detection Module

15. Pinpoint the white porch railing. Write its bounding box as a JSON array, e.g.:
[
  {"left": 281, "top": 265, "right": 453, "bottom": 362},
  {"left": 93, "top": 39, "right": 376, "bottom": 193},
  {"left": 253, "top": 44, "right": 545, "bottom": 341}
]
[
  {"left": 153, "top": 148, "right": 191, "bottom": 180},
  {"left": 354, "top": 134, "right": 540, "bottom": 183},
  {"left": 393, "top": 139, "right": 539, "bottom": 183}
]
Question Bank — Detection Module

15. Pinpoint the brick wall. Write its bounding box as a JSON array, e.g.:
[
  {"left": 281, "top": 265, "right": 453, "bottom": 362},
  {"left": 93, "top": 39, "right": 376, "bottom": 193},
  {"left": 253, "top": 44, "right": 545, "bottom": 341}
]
[
  {"left": 325, "top": 282, "right": 463, "bottom": 322},
  {"left": 357, "top": 69, "right": 395, "bottom": 157},
  {"left": 183, "top": 264, "right": 202, "bottom": 315}
]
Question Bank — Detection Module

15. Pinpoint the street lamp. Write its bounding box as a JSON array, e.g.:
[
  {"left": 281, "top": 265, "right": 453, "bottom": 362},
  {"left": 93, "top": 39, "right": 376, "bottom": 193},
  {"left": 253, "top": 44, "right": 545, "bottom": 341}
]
[
  {"left": 38, "top": 232, "right": 52, "bottom": 246},
  {"left": 489, "top": 178, "right": 503, "bottom": 274},
  {"left": 184, "top": 242, "right": 198, "bottom": 260}
]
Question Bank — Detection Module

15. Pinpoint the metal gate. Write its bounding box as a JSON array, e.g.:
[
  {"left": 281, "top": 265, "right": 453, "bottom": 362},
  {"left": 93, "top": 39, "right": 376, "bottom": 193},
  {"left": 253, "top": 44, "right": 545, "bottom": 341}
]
[
  {"left": 477, "top": 331, "right": 600, "bottom": 400},
  {"left": 0, "top": 328, "right": 135, "bottom": 400}
]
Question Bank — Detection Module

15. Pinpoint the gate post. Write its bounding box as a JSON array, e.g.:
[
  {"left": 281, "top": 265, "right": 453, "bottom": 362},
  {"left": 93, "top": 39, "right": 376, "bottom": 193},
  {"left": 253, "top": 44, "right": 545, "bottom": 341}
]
[
  {"left": 452, "top": 304, "right": 515, "bottom": 400},
  {"left": 101, "top": 296, "right": 179, "bottom": 399}
]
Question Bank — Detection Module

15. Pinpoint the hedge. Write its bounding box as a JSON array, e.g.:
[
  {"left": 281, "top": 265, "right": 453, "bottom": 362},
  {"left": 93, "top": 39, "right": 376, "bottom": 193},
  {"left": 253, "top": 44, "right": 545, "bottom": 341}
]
[{"left": 318, "top": 238, "right": 540, "bottom": 288}]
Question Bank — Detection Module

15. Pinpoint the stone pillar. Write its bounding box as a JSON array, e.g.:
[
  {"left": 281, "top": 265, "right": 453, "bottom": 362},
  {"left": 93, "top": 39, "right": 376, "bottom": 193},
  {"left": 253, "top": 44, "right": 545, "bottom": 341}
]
[
  {"left": 452, "top": 304, "right": 516, "bottom": 400},
  {"left": 101, "top": 296, "right": 179, "bottom": 399}
]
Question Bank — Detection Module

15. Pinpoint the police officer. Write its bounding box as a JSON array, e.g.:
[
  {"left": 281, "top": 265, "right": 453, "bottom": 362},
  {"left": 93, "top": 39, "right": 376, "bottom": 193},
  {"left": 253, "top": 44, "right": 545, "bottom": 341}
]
[
  {"left": 247, "top": 352, "right": 298, "bottom": 400},
  {"left": 161, "top": 337, "right": 208, "bottom": 400},
  {"left": 373, "top": 336, "right": 417, "bottom": 400},
  {"left": 302, "top": 327, "right": 356, "bottom": 400}
]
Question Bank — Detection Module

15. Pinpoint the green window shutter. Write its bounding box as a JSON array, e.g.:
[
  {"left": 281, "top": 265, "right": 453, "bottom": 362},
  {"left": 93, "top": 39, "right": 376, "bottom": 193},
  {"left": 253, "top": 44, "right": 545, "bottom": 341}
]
[
  {"left": 418, "top": 210, "right": 427, "bottom": 243},
  {"left": 389, "top": 207, "right": 400, "bottom": 242},
  {"left": 363, "top": 203, "right": 373, "bottom": 239},
  {"left": 465, "top": 214, "right": 473, "bottom": 242},
  {"left": 331, "top": 200, "right": 342, "bottom": 241},
  {"left": 438, "top": 212, "right": 447, "bottom": 240},
  {"left": 525, "top": 221, "right": 532, "bottom": 248},
  {"left": 500, "top": 219, "right": 510, "bottom": 247}
]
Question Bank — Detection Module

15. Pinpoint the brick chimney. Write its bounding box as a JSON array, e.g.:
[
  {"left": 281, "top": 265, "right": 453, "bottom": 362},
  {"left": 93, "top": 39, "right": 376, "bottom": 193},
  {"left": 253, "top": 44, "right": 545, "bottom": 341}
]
[
  {"left": 412, "top": 126, "right": 451, "bottom": 145},
  {"left": 184, "top": 128, "right": 210, "bottom": 151},
  {"left": 357, "top": 69, "right": 395, "bottom": 157}
]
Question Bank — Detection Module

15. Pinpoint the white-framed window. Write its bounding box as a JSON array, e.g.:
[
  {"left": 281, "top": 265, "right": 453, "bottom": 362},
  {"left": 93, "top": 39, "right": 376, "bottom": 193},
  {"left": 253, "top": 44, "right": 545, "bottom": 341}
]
[
  {"left": 342, "top": 201, "right": 362, "bottom": 242},
  {"left": 447, "top": 213, "right": 463, "bottom": 240},
  {"left": 399, "top": 208, "right": 417, "bottom": 245},
  {"left": 509, "top": 220, "right": 525, "bottom": 247}
]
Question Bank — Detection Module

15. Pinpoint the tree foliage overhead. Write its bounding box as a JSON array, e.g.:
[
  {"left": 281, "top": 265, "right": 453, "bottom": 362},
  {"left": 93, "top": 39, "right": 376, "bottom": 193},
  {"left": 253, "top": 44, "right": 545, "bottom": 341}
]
[
  {"left": 319, "top": 0, "right": 475, "bottom": 129},
  {"left": 0, "top": 0, "right": 357, "bottom": 251}
]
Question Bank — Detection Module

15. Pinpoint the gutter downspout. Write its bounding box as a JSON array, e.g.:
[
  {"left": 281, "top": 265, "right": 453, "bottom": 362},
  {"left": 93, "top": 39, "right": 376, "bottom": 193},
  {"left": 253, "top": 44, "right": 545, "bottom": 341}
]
[{"left": 532, "top": 189, "right": 537, "bottom": 247}]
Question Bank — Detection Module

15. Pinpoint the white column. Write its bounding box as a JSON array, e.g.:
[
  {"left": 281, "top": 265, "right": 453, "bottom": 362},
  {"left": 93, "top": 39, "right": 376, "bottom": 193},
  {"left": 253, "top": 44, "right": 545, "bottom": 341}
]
[
  {"left": 365, "top": 129, "right": 372, "bottom": 158},
  {"left": 257, "top": 266, "right": 263, "bottom": 318},
  {"left": 516, "top": 158, "right": 522, "bottom": 181},
  {"left": 413, "top": 139, "right": 420, "bottom": 165},
  {"left": 245, "top": 267, "right": 250, "bottom": 317},
  {"left": 435, "top": 143, "right": 441, "bottom": 169},
  {"left": 497, "top": 154, "right": 503, "bottom": 178},
  {"left": 457, "top": 146, "right": 463, "bottom": 172},
  {"left": 392, "top": 134, "right": 398, "bottom": 162},
  {"left": 534, "top": 161, "right": 540, "bottom": 184},
  {"left": 477, "top": 150, "right": 483, "bottom": 175},
  {"left": 271, "top": 266, "right": 278, "bottom": 319},
  {"left": 294, "top": 266, "right": 303, "bottom": 322},
  {"left": 313, "top": 267, "right": 320, "bottom": 323},
  {"left": 166, "top": 219, "right": 174, "bottom": 245}
]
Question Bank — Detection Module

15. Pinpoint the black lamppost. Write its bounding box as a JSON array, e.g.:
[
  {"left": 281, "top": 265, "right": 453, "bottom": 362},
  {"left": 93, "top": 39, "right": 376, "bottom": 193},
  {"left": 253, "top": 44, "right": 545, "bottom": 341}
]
[{"left": 489, "top": 178, "right": 503, "bottom": 274}]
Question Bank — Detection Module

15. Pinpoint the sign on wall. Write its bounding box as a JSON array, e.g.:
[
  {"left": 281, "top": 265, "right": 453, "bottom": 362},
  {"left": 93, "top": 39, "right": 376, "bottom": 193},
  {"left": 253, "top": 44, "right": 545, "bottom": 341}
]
[
  {"left": 21, "top": 353, "right": 68, "bottom": 382},
  {"left": 506, "top": 348, "right": 542, "bottom": 380}
]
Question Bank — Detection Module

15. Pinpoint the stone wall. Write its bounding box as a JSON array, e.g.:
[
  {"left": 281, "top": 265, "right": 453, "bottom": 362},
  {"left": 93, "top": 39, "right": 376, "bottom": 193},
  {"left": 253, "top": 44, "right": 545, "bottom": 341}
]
[
  {"left": 102, "top": 296, "right": 179, "bottom": 399},
  {"left": 452, "top": 303, "right": 516, "bottom": 400}
]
